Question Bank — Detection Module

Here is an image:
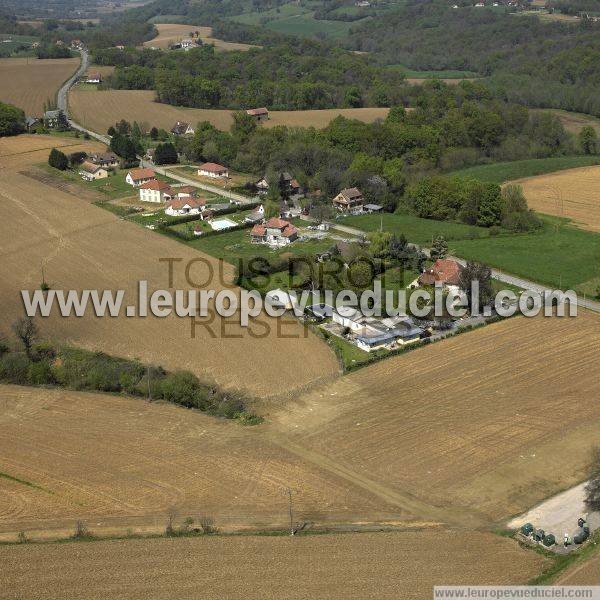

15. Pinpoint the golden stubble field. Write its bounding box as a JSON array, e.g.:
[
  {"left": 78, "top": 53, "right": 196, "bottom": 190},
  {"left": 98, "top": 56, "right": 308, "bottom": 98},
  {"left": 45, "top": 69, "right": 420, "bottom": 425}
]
[
  {"left": 68, "top": 89, "right": 390, "bottom": 133},
  {"left": 0, "top": 532, "right": 546, "bottom": 600},
  {"left": 0, "top": 135, "right": 338, "bottom": 398},
  {"left": 510, "top": 165, "right": 600, "bottom": 232},
  {"left": 0, "top": 384, "right": 403, "bottom": 537},
  {"left": 271, "top": 311, "right": 600, "bottom": 524},
  {"left": 0, "top": 57, "right": 79, "bottom": 115},
  {"left": 143, "top": 23, "right": 258, "bottom": 51},
  {"left": 556, "top": 549, "right": 600, "bottom": 584}
]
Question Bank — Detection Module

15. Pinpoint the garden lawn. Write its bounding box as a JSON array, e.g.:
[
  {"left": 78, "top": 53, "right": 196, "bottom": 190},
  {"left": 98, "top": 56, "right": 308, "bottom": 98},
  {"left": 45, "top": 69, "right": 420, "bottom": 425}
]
[
  {"left": 452, "top": 216, "right": 600, "bottom": 293},
  {"left": 185, "top": 228, "right": 335, "bottom": 265},
  {"left": 343, "top": 213, "right": 496, "bottom": 244},
  {"left": 448, "top": 156, "right": 600, "bottom": 185}
]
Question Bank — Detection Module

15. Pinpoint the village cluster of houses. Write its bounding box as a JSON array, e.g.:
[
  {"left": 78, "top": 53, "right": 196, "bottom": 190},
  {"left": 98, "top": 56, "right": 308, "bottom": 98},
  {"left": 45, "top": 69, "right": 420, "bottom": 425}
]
[{"left": 266, "top": 256, "right": 466, "bottom": 352}]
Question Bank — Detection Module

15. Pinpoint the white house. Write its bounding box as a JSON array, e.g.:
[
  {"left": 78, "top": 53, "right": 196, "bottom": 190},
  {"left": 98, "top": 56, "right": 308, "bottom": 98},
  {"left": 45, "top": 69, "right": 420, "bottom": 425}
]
[
  {"left": 85, "top": 72, "right": 102, "bottom": 84},
  {"left": 180, "top": 39, "right": 195, "bottom": 50},
  {"left": 198, "top": 162, "right": 229, "bottom": 179},
  {"left": 165, "top": 197, "right": 205, "bottom": 216},
  {"left": 79, "top": 162, "right": 108, "bottom": 181},
  {"left": 138, "top": 179, "right": 173, "bottom": 203},
  {"left": 126, "top": 168, "right": 155, "bottom": 187},
  {"left": 332, "top": 307, "right": 424, "bottom": 352}
]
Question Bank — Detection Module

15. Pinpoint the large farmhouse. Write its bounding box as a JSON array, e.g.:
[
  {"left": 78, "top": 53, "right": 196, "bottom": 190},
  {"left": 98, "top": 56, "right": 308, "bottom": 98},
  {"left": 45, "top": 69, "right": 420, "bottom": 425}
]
[
  {"left": 250, "top": 217, "right": 298, "bottom": 247},
  {"left": 333, "top": 187, "right": 364, "bottom": 212},
  {"left": 138, "top": 179, "right": 173, "bottom": 203}
]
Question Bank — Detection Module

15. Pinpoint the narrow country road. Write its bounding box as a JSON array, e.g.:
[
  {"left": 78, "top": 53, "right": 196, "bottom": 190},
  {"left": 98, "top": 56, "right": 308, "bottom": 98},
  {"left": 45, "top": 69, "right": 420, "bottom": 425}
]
[
  {"left": 330, "top": 223, "right": 600, "bottom": 313},
  {"left": 139, "top": 159, "right": 257, "bottom": 204},
  {"left": 60, "top": 52, "right": 600, "bottom": 313},
  {"left": 58, "top": 48, "right": 111, "bottom": 145}
]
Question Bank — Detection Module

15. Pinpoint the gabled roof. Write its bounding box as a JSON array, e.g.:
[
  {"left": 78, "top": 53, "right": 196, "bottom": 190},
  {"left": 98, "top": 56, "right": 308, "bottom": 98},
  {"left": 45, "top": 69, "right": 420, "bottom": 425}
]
[
  {"left": 167, "top": 197, "right": 205, "bottom": 209},
  {"left": 79, "top": 161, "right": 103, "bottom": 174},
  {"left": 177, "top": 185, "right": 197, "bottom": 194},
  {"left": 139, "top": 179, "right": 171, "bottom": 192},
  {"left": 251, "top": 224, "right": 266, "bottom": 236},
  {"left": 419, "top": 259, "right": 463, "bottom": 286},
  {"left": 198, "top": 162, "right": 227, "bottom": 173},
  {"left": 335, "top": 187, "right": 363, "bottom": 202},
  {"left": 89, "top": 152, "right": 118, "bottom": 164},
  {"left": 128, "top": 168, "right": 155, "bottom": 181},
  {"left": 246, "top": 107, "right": 269, "bottom": 116},
  {"left": 171, "top": 121, "right": 191, "bottom": 135}
]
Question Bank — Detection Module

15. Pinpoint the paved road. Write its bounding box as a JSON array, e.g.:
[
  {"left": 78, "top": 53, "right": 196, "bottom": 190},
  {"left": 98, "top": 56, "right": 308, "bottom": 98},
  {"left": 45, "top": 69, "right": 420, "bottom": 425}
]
[
  {"left": 139, "top": 159, "right": 257, "bottom": 204},
  {"left": 59, "top": 54, "right": 600, "bottom": 313},
  {"left": 58, "top": 48, "right": 111, "bottom": 145},
  {"left": 330, "top": 222, "right": 600, "bottom": 313}
]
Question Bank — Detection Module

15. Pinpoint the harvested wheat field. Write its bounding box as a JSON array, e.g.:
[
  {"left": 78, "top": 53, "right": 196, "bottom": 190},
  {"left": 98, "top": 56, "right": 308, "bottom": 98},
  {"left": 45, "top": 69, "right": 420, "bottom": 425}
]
[
  {"left": 0, "top": 532, "right": 546, "bottom": 600},
  {"left": 0, "top": 385, "right": 405, "bottom": 538},
  {"left": 271, "top": 312, "right": 600, "bottom": 524},
  {"left": 143, "top": 23, "right": 258, "bottom": 51},
  {"left": 69, "top": 89, "right": 389, "bottom": 133},
  {"left": 510, "top": 165, "right": 600, "bottom": 232},
  {"left": 0, "top": 135, "right": 338, "bottom": 397},
  {"left": 0, "top": 57, "right": 79, "bottom": 115},
  {"left": 556, "top": 549, "right": 600, "bottom": 584}
]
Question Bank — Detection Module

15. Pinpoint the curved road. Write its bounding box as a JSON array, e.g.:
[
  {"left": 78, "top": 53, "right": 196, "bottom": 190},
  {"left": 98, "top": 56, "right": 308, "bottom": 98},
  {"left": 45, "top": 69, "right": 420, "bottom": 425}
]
[
  {"left": 58, "top": 48, "right": 111, "bottom": 145},
  {"left": 58, "top": 52, "right": 600, "bottom": 312}
]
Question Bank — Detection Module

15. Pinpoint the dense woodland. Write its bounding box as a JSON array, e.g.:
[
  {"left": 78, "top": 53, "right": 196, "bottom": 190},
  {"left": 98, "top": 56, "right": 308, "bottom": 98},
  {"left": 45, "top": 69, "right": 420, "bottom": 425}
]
[
  {"left": 93, "top": 43, "right": 405, "bottom": 110},
  {"left": 347, "top": 1, "right": 600, "bottom": 116}
]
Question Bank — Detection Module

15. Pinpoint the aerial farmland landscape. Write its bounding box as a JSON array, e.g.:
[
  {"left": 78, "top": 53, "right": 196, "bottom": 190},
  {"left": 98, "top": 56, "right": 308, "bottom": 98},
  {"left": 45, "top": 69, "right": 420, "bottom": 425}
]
[{"left": 0, "top": 0, "right": 599, "bottom": 598}]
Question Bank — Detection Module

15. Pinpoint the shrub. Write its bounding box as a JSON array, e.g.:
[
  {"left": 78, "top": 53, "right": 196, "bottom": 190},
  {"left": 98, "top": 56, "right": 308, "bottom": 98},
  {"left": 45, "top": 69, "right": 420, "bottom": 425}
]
[
  {"left": 32, "top": 342, "right": 56, "bottom": 361},
  {"left": 0, "top": 353, "right": 31, "bottom": 384},
  {"left": 27, "top": 360, "right": 55, "bottom": 385},
  {"left": 159, "top": 371, "right": 208, "bottom": 409},
  {"left": 48, "top": 148, "right": 69, "bottom": 170},
  {"left": 210, "top": 393, "right": 246, "bottom": 419}
]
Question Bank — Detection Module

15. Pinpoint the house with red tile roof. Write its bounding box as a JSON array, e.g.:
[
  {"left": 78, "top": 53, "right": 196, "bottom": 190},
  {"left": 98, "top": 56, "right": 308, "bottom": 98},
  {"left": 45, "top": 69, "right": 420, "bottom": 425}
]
[
  {"left": 126, "top": 168, "right": 155, "bottom": 187},
  {"left": 138, "top": 179, "right": 173, "bottom": 203},
  {"left": 418, "top": 259, "right": 463, "bottom": 288},
  {"left": 250, "top": 217, "right": 298, "bottom": 247},
  {"left": 198, "top": 162, "right": 229, "bottom": 179}
]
